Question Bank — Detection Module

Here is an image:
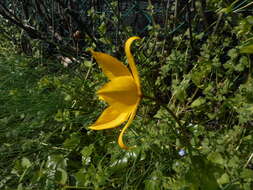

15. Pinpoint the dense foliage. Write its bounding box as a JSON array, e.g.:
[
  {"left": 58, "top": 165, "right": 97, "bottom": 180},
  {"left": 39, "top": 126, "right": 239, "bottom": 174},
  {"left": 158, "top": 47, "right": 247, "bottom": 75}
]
[{"left": 1, "top": 0, "right": 253, "bottom": 189}]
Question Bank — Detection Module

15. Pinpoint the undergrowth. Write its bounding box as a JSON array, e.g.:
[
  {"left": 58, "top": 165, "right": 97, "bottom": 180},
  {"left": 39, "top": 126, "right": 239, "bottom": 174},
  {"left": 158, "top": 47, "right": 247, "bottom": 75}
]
[{"left": 1, "top": 0, "right": 253, "bottom": 189}]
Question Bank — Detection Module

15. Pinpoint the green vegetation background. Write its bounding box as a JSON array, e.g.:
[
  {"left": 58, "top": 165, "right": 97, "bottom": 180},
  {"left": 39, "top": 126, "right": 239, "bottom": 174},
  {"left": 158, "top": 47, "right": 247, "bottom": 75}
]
[{"left": 0, "top": 0, "right": 253, "bottom": 189}]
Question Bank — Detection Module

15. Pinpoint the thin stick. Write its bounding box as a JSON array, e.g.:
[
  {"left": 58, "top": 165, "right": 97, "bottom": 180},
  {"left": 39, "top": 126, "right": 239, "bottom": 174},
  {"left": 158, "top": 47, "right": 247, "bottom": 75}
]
[
  {"left": 234, "top": 1, "right": 253, "bottom": 13},
  {"left": 142, "top": 95, "right": 190, "bottom": 146},
  {"left": 213, "top": 13, "right": 223, "bottom": 34},
  {"left": 142, "top": 95, "right": 183, "bottom": 130},
  {"left": 244, "top": 153, "right": 253, "bottom": 168},
  {"left": 186, "top": 0, "right": 193, "bottom": 50}
]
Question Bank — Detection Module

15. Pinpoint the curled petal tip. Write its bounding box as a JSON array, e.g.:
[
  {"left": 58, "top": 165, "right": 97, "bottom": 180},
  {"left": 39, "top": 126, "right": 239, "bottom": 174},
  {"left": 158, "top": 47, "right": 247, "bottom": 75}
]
[
  {"left": 125, "top": 37, "right": 141, "bottom": 89},
  {"left": 128, "top": 36, "right": 141, "bottom": 41},
  {"left": 87, "top": 48, "right": 95, "bottom": 54},
  {"left": 117, "top": 102, "right": 140, "bottom": 150}
]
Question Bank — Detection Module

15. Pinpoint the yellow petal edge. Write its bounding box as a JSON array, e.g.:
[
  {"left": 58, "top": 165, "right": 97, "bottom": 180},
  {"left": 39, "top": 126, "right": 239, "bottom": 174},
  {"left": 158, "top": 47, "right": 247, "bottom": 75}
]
[{"left": 89, "top": 49, "right": 131, "bottom": 80}]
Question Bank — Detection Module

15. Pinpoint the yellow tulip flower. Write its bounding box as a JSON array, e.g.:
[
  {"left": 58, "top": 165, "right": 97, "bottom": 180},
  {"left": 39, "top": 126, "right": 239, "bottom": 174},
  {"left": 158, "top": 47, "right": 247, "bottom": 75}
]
[{"left": 89, "top": 37, "right": 141, "bottom": 150}]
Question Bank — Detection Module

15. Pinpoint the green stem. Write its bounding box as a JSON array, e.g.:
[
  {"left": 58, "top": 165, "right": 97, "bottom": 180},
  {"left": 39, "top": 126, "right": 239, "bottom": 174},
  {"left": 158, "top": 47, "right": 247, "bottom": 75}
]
[
  {"left": 142, "top": 94, "right": 189, "bottom": 144},
  {"left": 63, "top": 186, "right": 92, "bottom": 189},
  {"left": 142, "top": 95, "right": 182, "bottom": 127}
]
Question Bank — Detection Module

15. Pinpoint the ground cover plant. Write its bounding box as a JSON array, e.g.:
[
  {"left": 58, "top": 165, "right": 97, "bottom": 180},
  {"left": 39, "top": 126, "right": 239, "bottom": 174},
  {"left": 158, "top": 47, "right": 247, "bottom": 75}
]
[{"left": 0, "top": 0, "right": 253, "bottom": 189}]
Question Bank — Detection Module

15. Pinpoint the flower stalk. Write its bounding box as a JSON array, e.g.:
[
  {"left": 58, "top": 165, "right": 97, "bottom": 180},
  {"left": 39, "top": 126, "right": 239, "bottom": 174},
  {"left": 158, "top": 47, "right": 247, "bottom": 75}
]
[{"left": 142, "top": 94, "right": 189, "bottom": 145}]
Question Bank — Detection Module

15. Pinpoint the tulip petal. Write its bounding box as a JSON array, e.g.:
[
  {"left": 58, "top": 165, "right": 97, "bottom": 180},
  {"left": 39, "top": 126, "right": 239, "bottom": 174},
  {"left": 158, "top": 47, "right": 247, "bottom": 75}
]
[
  {"left": 98, "top": 76, "right": 139, "bottom": 110},
  {"left": 91, "top": 50, "right": 131, "bottom": 79},
  {"left": 118, "top": 99, "right": 140, "bottom": 150},
  {"left": 90, "top": 106, "right": 130, "bottom": 130},
  {"left": 125, "top": 37, "right": 141, "bottom": 90}
]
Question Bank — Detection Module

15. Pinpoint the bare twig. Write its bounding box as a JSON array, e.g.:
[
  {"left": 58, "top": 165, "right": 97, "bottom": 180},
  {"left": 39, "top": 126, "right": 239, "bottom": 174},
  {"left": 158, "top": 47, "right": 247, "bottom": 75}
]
[
  {"left": 244, "top": 153, "right": 253, "bottom": 168},
  {"left": 142, "top": 95, "right": 183, "bottom": 128},
  {"left": 54, "top": 0, "right": 100, "bottom": 50},
  {"left": 0, "top": 2, "right": 45, "bottom": 39},
  {"left": 186, "top": 0, "right": 193, "bottom": 50},
  {"left": 0, "top": 1, "right": 86, "bottom": 57},
  {"left": 199, "top": 0, "right": 208, "bottom": 29},
  {"left": 174, "top": 0, "right": 179, "bottom": 21},
  {"left": 212, "top": 12, "right": 223, "bottom": 34},
  {"left": 142, "top": 94, "right": 191, "bottom": 146}
]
